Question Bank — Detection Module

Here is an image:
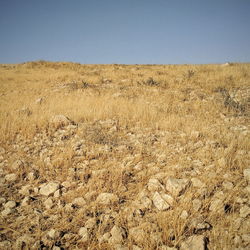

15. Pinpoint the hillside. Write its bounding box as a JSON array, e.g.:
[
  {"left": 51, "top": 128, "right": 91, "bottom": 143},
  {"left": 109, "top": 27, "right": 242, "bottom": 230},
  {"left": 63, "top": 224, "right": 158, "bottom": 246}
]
[{"left": 0, "top": 61, "right": 249, "bottom": 249}]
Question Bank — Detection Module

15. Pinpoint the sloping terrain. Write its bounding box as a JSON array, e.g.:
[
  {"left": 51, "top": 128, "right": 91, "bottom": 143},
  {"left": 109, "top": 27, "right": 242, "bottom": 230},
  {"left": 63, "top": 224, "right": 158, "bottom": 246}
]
[{"left": 0, "top": 62, "right": 249, "bottom": 249}]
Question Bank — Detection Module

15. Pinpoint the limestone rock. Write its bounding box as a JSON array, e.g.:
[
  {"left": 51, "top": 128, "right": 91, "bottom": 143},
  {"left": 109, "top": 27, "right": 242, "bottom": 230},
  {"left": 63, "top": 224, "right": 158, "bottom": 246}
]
[
  {"left": 1, "top": 208, "right": 12, "bottom": 217},
  {"left": 19, "top": 185, "right": 32, "bottom": 196},
  {"left": 96, "top": 193, "right": 118, "bottom": 205},
  {"left": 140, "top": 196, "right": 152, "bottom": 209},
  {"left": 0, "top": 241, "right": 11, "bottom": 249},
  {"left": 12, "top": 160, "right": 24, "bottom": 170},
  {"left": 152, "top": 192, "right": 170, "bottom": 211},
  {"left": 79, "top": 227, "right": 88, "bottom": 242},
  {"left": 180, "top": 235, "right": 206, "bottom": 250},
  {"left": 209, "top": 198, "right": 224, "bottom": 213},
  {"left": 39, "top": 182, "right": 59, "bottom": 196},
  {"left": 47, "top": 229, "right": 59, "bottom": 239},
  {"left": 180, "top": 210, "right": 188, "bottom": 220},
  {"left": 166, "top": 177, "right": 189, "bottom": 196}
]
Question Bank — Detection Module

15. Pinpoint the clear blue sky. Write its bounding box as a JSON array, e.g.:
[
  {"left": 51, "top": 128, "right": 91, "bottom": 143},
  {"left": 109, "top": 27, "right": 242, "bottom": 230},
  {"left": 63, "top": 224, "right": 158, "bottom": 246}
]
[{"left": 0, "top": 0, "right": 250, "bottom": 64}]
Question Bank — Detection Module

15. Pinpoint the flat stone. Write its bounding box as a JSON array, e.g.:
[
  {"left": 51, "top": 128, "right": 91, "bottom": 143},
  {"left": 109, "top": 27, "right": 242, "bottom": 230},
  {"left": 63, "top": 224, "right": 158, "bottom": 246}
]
[
  {"left": 180, "top": 235, "right": 206, "bottom": 250},
  {"left": 166, "top": 177, "right": 189, "bottom": 196},
  {"left": 140, "top": 196, "right": 152, "bottom": 209},
  {"left": 209, "top": 198, "right": 224, "bottom": 213},
  {"left": 44, "top": 198, "right": 54, "bottom": 209},
  {"left": 47, "top": 229, "right": 59, "bottom": 239},
  {"left": 180, "top": 210, "right": 188, "bottom": 220},
  {"left": 191, "top": 178, "right": 205, "bottom": 188},
  {"left": 49, "top": 115, "right": 74, "bottom": 129},
  {"left": 39, "top": 182, "right": 59, "bottom": 196},
  {"left": 152, "top": 192, "right": 170, "bottom": 211},
  {"left": 129, "top": 227, "right": 145, "bottom": 245}
]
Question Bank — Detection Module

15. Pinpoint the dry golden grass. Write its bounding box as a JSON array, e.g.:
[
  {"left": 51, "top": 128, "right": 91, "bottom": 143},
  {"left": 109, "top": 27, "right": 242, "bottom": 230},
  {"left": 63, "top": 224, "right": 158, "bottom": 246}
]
[{"left": 0, "top": 61, "right": 249, "bottom": 249}]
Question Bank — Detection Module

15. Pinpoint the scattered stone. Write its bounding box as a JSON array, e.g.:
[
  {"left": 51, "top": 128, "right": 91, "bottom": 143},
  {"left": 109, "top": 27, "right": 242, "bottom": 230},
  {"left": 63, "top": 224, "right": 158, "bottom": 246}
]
[
  {"left": 39, "top": 182, "right": 59, "bottom": 196},
  {"left": 79, "top": 227, "right": 88, "bottom": 242},
  {"left": 96, "top": 193, "right": 118, "bottom": 205},
  {"left": 21, "top": 196, "right": 30, "bottom": 206},
  {"left": 15, "top": 235, "right": 34, "bottom": 249},
  {"left": 240, "top": 205, "right": 250, "bottom": 218},
  {"left": 152, "top": 192, "right": 170, "bottom": 211},
  {"left": 35, "top": 97, "right": 43, "bottom": 104},
  {"left": 165, "top": 177, "right": 189, "bottom": 196},
  {"left": 218, "top": 157, "right": 226, "bottom": 168},
  {"left": 180, "top": 235, "right": 206, "bottom": 250},
  {"left": 243, "top": 169, "right": 250, "bottom": 182},
  {"left": 19, "top": 185, "right": 32, "bottom": 196},
  {"left": 5, "top": 173, "right": 17, "bottom": 182},
  {"left": 54, "top": 189, "right": 61, "bottom": 198},
  {"left": 85, "top": 218, "right": 96, "bottom": 229},
  {"left": 160, "top": 193, "right": 174, "bottom": 206},
  {"left": 132, "top": 245, "right": 142, "bottom": 250},
  {"left": 4, "top": 200, "right": 16, "bottom": 209},
  {"left": 242, "top": 234, "right": 250, "bottom": 243},
  {"left": 0, "top": 147, "right": 5, "bottom": 155},
  {"left": 0, "top": 197, "right": 6, "bottom": 205}
]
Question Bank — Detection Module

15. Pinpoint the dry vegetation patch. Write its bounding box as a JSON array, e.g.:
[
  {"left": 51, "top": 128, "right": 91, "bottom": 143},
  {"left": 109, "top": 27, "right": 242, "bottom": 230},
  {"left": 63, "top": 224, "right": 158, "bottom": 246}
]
[{"left": 0, "top": 62, "right": 249, "bottom": 249}]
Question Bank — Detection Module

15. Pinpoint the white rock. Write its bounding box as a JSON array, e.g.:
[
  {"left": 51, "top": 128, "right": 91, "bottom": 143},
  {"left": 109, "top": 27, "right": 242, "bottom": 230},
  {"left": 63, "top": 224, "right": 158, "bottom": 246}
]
[
  {"left": 209, "top": 199, "right": 224, "bottom": 213},
  {"left": 1, "top": 208, "right": 12, "bottom": 216},
  {"left": 4, "top": 201, "right": 16, "bottom": 209},
  {"left": 52, "top": 246, "right": 61, "bottom": 250},
  {"left": 240, "top": 205, "right": 250, "bottom": 218},
  {"left": 218, "top": 157, "right": 226, "bottom": 168},
  {"left": 21, "top": 197, "right": 30, "bottom": 206},
  {"left": 96, "top": 193, "right": 118, "bottom": 205},
  {"left": 79, "top": 227, "right": 88, "bottom": 242},
  {"left": 44, "top": 198, "right": 54, "bottom": 209},
  {"left": 39, "top": 182, "right": 59, "bottom": 196},
  {"left": 147, "top": 178, "right": 164, "bottom": 192},
  {"left": 27, "top": 172, "right": 37, "bottom": 181},
  {"left": 109, "top": 225, "right": 125, "bottom": 245},
  {"left": 192, "top": 199, "right": 202, "bottom": 211},
  {"left": 35, "top": 97, "right": 43, "bottom": 104},
  {"left": 72, "top": 197, "right": 86, "bottom": 206},
  {"left": 166, "top": 177, "right": 189, "bottom": 196},
  {"left": 180, "top": 235, "right": 205, "bottom": 250},
  {"left": 152, "top": 192, "right": 170, "bottom": 211},
  {"left": 54, "top": 189, "right": 60, "bottom": 198},
  {"left": 243, "top": 169, "right": 250, "bottom": 182},
  {"left": 5, "top": 173, "right": 17, "bottom": 182}
]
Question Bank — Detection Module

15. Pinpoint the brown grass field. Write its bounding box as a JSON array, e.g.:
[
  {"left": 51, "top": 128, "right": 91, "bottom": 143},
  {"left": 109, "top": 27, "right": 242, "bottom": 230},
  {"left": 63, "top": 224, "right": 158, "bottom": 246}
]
[{"left": 0, "top": 61, "right": 249, "bottom": 249}]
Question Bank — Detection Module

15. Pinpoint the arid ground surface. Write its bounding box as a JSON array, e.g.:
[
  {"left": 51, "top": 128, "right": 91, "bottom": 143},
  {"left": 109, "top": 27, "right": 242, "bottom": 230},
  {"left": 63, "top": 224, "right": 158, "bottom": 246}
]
[{"left": 0, "top": 61, "right": 249, "bottom": 249}]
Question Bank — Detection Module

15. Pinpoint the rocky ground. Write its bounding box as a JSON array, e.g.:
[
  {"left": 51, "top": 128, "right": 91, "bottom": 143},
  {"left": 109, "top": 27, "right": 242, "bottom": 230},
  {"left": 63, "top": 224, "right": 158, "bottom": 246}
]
[{"left": 0, "top": 62, "right": 249, "bottom": 249}]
